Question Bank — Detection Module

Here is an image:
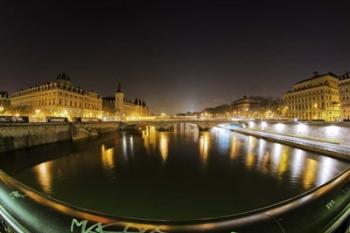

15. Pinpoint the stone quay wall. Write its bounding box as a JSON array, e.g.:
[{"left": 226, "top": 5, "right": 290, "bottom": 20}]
[
  {"left": 245, "top": 120, "right": 350, "bottom": 146},
  {"left": 0, "top": 122, "right": 120, "bottom": 152}
]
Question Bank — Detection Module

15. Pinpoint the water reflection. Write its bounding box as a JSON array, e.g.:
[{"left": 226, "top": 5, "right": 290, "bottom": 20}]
[
  {"left": 257, "top": 139, "right": 266, "bottom": 163},
  {"left": 230, "top": 136, "right": 240, "bottom": 160},
  {"left": 246, "top": 136, "right": 256, "bottom": 169},
  {"left": 34, "top": 162, "right": 53, "bottom": 194},
  {"left": 290, "top": 149, "right": 305, "bottom": 179},
  {"left": 303, "top": 159, "right": 318, "bottom": 189},
  {"left": 101, "top": 144, "right": 115, "bottom": 170},
  {"left": 10, "top": 123, "right": 349, "bottom": 220},
  {"left": 142, "top": 126, "right": 157, "bottom": 152},
  {"left": 317, "top": 157, "right": 336, "bottom": 186},
  {"left": 199, "top": 132, "right": 210, "bottom": 163},
  {"left": 213, "top": 128, "right": 339, "bottom": 188},
  {"left": 135, "top": 124, "right": 344, "bottom": 189},
  {"left": 213, "top": 127, "right": 230, "bottom": 153},
  {"left": 278, "top": 147, "right": 290, "bottom": 175},
  {"left": 129, "top": 136, "right": 135, "bottom": 156},
  {"left": 122, "top": 135, "right": 128, "bottom": 158},
  {"left": 159, "top": 132, "right": 169, "bottom": 161}
]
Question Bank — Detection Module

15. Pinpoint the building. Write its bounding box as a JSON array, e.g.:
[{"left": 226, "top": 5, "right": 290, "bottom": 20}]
[
  {"left": 10, "top": 72, "right": 102, "bottom": 120},
  {"left": 283, "top": 72, "right": 340, "bottom": 121},
  {"left": 102, "top": 83, "right": 150, "bottom": 120},
  {"left": 339, "top": 72, "right": 350, "bottom": 120},
  {"left": 0, "top": 91, "right": 10, "bottom": 108},
  {"left": 230, "top": 96, "right": 283, "bottom": 119},
  {"left": 102, "top": 96, "right": 116, "bottom": 120},
  {"left": 115, "top": 83, "right": 149, "bottom": 119},
  {"left": 200, "top": 96, "right": 283, "bottom": 119}
]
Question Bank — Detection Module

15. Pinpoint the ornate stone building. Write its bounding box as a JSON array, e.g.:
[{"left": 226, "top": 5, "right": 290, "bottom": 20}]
[
  {"left": 102, "top": 83, "right": 149, "bottom": 120},
  {"left": 339, "top": 72, "right": 350, "bottom": 120},
  {"left": 10, "top": 73, "right": 102, "bottom": 119},
  {"left": 115, "top": 83, "right": 149, "bottom": 119},
  {"left": 283, "top": 72, "right": 341, "bottom": 121},
  {"left": 0, "top": 91, "right": 10, "bottom": 108},
  {"left": 230, "top": 96, "right": 283, "bottom": 119}
]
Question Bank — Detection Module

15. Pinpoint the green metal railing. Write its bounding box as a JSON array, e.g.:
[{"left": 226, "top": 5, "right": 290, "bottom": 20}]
[{"left": 0, "top": 168, "right": 349, "bottom": 233}]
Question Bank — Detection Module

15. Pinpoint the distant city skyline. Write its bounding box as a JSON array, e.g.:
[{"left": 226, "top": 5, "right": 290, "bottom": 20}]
[{"left": 1, "top": 1, "right": 350, "bottom": 114}]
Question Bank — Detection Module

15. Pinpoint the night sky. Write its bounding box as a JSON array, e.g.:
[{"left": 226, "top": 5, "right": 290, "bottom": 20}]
[{"left": 1, "top": 1, "right": 350, "bottom": 114}]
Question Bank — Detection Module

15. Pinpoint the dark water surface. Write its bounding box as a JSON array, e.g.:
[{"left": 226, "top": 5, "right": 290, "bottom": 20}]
[{"left": 1, "top": 124, "right": 349, "bottom": 220}]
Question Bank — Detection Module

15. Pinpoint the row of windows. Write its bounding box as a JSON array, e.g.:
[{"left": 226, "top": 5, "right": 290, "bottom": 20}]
[
  {"left": 285, "top": 95, "right": 333, "bottom": 105},
  {"left": 12, "top": 86, "right": 100, "bottom": 99},
  {"left": 13, "top": 91, "right": 100, "bottom": 102},
  {"left": 287, "top": 103, "right": 333, "bottom": 111},
  {"left": 340, "top": 87, "right": 350, "bottom": 93},
  {"left": 288, "top": 111, "right": 338, "bottom": 119},
  {"left": 15, "top": 98, "right": 102, "bottom": 110}
]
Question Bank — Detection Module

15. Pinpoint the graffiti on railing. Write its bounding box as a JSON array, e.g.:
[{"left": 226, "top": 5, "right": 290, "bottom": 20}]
[
  {"left": 70, "top": 218, "right": 167, "bottom": 233},
  {"left": 9, "top": 190, "right": 25, "bottom": 200}
]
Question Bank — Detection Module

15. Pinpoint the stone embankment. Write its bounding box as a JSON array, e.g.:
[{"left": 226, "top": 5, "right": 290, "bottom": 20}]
[{"left": 0, "top": 122, "right": 120, "bottom": 152}]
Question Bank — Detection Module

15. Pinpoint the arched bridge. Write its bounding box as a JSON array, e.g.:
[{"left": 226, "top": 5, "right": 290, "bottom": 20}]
[{"left": 122, "top": 119, "right": 245, "bottom": 131}]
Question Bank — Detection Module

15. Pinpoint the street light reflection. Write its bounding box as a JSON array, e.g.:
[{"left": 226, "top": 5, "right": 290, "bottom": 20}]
[
  {"left": 101, "top": 144, "right": 115, "bottom": 171},
  {"left": 34, "top": 162, "right": 53, "bottom": 194},
  {"left": 303, "top": 159, "right": 318, "bottom": 189},
  {"left": 199, "top": 132, "right": 210, "bottom": 163},
  {"left": 159, "top": 132, "right": 169, "bottom": 161}
]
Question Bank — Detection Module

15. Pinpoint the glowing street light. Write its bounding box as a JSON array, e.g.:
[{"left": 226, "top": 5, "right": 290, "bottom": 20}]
[
  {"left": 0, "top": 105, "right": 4, "bottom": 113},
  {"left": 297, "top": 123, "right": 307, "bottom": 133}
]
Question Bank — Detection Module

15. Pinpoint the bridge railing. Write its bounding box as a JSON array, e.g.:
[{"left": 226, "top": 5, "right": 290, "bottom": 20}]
[{"left": 0, "top": 168, "right": 349, "bottom": 233}]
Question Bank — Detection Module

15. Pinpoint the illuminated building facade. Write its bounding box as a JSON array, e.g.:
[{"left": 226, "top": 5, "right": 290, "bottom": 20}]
[
  {"left": 283, "top": 72, "right": 340, "bottom": 121},
  {"left": 0, "top": 91, "right": 10, "bottom": 107},
  {"left": 102, "top": 97, "right": 116, "bottom": 120},
  {"left": 230, "top": 96, "right": 283, "bottom": 119},
  {"left": 10, "top": 73, "right": 102, "bottom": 119},
  {"left": 339, "top": 72, "right": 350, "bottom": 120},
  {"left": 102, "top": 83, "right": 150, "bottom": 120},
  {"left": 115, "top": 83, "right": 149, "bottom": 119}
]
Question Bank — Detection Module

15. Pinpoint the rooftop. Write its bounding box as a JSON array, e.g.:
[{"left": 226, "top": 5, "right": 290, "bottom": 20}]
[{"left": 295, "top": 72, "right": 339, "bottom": 85}]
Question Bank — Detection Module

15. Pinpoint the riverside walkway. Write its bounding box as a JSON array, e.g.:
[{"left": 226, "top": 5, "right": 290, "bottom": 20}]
[{"left": 231, "top": 127, "right": 350, "bottom": 161}]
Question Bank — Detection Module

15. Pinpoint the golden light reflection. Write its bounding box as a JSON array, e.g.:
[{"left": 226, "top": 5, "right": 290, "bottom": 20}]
[
  {"left": 34, "top": 162, "right": 53, "bottom": 194},
  {"left": 142, "top": 126, "right": 157, "bottom": 152},
  {"left": 245, "top": 136, "right": 256, "bottom": 169},
  {"left": 303, "top": 159, "right": 318, "bottom": 189},
  {"left": 101, "top": 144, "right": 115, "bottom": 170},
  {"left": 159, "top": 132, "right": 169, "bottom": 161},
  {"left": 199, "top": 132, "right": 210, "bottom": 163},
  {"left": 278, "top": 147, "right": 290, "bottom": 175},
  {"left": 230, "top": 136, "right": 240, "bottom": 160},
  {"left": 246, "top": 151, "right": 255, "bottom": 169}
]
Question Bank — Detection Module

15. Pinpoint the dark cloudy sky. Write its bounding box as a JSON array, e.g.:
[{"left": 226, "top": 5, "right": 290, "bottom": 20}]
[{"left": 1, "top": 1, "right": 350, "bottom": 114}]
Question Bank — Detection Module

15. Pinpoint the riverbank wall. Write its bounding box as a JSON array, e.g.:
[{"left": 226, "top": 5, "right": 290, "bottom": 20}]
[
  {"left": 0, "top": 122, "right": 120, "bottom": 153},
  {"left": 243, "top": 121, "right": 350, "bottom": 146}
]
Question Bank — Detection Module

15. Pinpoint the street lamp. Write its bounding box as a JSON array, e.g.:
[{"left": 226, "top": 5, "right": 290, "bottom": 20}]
[{"left": 0, "top": 105, "right": 4, "bottom": 113}]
